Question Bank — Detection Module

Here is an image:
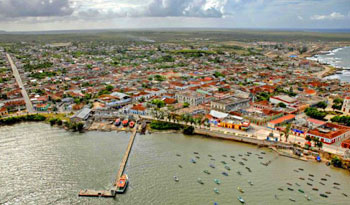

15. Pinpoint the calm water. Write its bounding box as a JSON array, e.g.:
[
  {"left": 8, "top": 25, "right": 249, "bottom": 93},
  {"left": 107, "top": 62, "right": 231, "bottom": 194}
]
[
  {"left": 308, "top": 46, "right": 350, "bottom": 82},
  {"left": 1, "top": 123, "right": 350, "bottom": 205}
]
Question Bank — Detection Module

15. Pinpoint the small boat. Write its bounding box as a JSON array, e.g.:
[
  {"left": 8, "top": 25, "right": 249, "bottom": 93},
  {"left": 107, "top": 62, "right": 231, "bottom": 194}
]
[
  {"left": 129, "top": 121, "right": 135, "bottom": 128},
  {"left": 261, "top": 152, "right": 266, "bottom": 154},
  {"left": 222, "top": 172, "right": 228, "bottom": 176},
  {"left": 208, "top": 154, "right": 212, "bottom": 157},
  {"left": 325, "top": 174, "right": 331, "bottom": 177},
  {"left": 299, "top": 177, "right": 305, "bottom": 180},
  {"left": 191, "top": 159, "right": 196, "bottom": 164},
  {"left": 116, "top": 174, "right": 129, "bottom": 193},
  {"left": 173, "top": 176, "right": 179, "bottom": 182},
  {"left": 239, "top": 154, "right": 243, "bottom": 157},
  {"left": 294, "top": 170, "right": 299, "bottom": 173},
  {"left": 333, "top": 186, "right": 340, "bottom": 190},
  {"left": 221, "top": 161, "right": 227, "bottom": 164},
  {"left": 258, "top": 156, "right": 264, "bottom": 159},
  {"left": 308, "top": 178, "right": 314, "bottom": 181},
  {"left": 321, "top": 178, "right": 327, "bottom": 181},
  {"left": 203, "top": 170, "right": 210, "bottom": 175},
  {"left": 237, "top": 187, "right": 244, "bottom": 193},
  {"left": 209, "top": 164, "right": 215, "bottom": 168},
  {"left": 309, "top": 174, "right": 314, "bottom": 177},
  {"left": 210, "top": 158, "right": 215, "bottom": 161},
  {"left": 122, "top": 119, "right": 129, "bottom": 127},
  {"left": 305, "top": 195, "right": 311, "bottom": 201},
  {"left": 325, "top": 191, "right": 331, "bottom": 194},
  {"left": 287, "top": 187, "right": 294, "bottom": 191},
  {"left": 242, "top": 158, "right": 248, "bottom": 161},
  {"left": 214, "top": 179, "right": 221, "bottom": 185},
  {"left": 176, "top": 154, "right": 181, "bottom": 157},
  {"left": 295, "top": 183, "right": 300, "bottom": 186},
  {"left": 298, "top": 189, "right": 304, "bottom": 193},
  {"left": 232, "top": 159, "right": 236, "bottom": 162},
  {"left": 224, "top": 165, "right": 231, "bottom": 170},
  {"left": 114, "top": 118, "right": 121, "bottom": 126},
  {"left": 222, "top": 154, "right": 227, "bottom": 157},
  {"left": 320, "top": 193, "right": 328, "bottom": 198},
  {"left": 239, "top": 162, "right": 245, "bottom": 166},
  {"left": 247, "top": 152, "right": 252, "bottom": 154},
  {"left": 298, "top": 168, "right": 304, "bottom": 171},
  {"left": 248, "top": 180, "right": 253, "bottom": 186},
  {"left": 236, "top": 171, "right": 242, "bottom": 175},
  {"left": 230, "top": 155, "right": 235, "bottom": 158},
  {"left": 278, "top": 188, "right": 284, "bottom": 191},
  {"left": 260, "top": 162, "right": 268, "bottom": 166},
  {"left": 286, "top": 182, "right": 292, "bottom": 186},
  {"left": 320, "top": 182, "right": 325, "bottom": 185},
  {"left": 197, "top": 178, "right": 204, "bottom": 184},
  {"left": 214, "top": 188, "right": 219, "bottom": 194},
  {"left": 342, "top": 193, "right": 348, "bottom": 197},
  {"left": 274, "top": 194, "right": 279, "bottom": 200},
  {"left": 307, "top": 183, "right": 312, "bottom": 186},
  {"left": 333, "top": 182, "right": 340, "bottom": 186},
  {"left": 178, "top": 165, "right": 182, "bottom": 168},
  {"left": 195, "top": 156, "right": 200, "bottom": 159},
  {"left": 194, "top": 152, "right": 199, "bottom": 154},
  {"left": 289, "top": 197, "right": 296, "bottom": 202},
  {"left": 312, "top": 187, "right": 319, "bottom": 191},
  {"left": 237, "top": 196, "right": 245, "bottom": 203},
  {"left": 246, "top": 167, "right": 251, "bottom": 172}
]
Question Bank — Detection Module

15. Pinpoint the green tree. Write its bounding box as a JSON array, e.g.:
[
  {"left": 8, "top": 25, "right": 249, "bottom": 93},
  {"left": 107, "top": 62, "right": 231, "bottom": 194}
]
[
  {"left": 331, "top": 156, "right": 342, "bottom": 168},
  {"left": 278, "top": 102, "right": 287, "bottom": 108},
  {"left": 183, "top": 102, "right": 190, "bottom": 108}
]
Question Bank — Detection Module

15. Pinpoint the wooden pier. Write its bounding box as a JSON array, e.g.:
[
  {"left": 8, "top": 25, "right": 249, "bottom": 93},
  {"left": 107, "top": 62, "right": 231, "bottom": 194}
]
[{"left": 78, "top": 125, "right": 138, "bottom": 197}]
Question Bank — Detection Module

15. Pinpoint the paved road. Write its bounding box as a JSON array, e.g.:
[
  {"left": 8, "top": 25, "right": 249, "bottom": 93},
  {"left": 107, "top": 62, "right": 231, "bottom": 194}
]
[{"left": 6, "top": 53, "right": 34, "bottom": 113}]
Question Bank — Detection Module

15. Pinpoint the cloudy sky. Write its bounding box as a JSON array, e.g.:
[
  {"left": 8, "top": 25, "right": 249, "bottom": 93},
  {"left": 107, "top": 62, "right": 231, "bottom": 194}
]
[{"left": 0, "top": 0, "right": 349, "bottom": 31}]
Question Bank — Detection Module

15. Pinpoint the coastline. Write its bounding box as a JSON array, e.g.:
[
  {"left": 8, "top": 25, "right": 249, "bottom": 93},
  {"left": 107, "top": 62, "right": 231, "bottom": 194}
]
[{"left": 1, "top": 117, "right": 349, "bottom": 172}]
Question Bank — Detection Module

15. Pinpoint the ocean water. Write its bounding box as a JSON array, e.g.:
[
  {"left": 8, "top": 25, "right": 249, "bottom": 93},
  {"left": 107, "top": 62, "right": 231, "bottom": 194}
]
[
  {"left": 307, "top": 47, "right": 350, "bottom": 82},
  {"left": 1, "top": 123, "right": 350, "bottom": 205}
]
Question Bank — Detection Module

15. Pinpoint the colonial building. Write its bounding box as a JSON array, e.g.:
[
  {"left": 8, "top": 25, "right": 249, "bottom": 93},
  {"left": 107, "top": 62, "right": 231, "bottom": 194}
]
[
  {"left": 211, "top": 97, "right": 250, "bottom": 112},
  {"left": 175, "top": 91, "right": 205, "bottom": 106},
  {"left": 342, "top": 96, "right": 350, "bottom": 114}
]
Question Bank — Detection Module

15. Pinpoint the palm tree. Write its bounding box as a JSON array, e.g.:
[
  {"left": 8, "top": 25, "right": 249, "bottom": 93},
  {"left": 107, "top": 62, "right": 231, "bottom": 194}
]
[{"left": 284, "top": 123, "right": 292, "bottom": 142}]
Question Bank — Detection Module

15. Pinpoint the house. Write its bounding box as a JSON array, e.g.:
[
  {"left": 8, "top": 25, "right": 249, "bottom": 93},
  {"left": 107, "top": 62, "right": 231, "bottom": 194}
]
[
  {"left": 175, "top": 91, "right": 205, "bottom": 106},
  {"left": 211, "top": 97, "right": 250, "bottom": 112},
  {"left": 34, "top": 103, "right": 50, "bottom": 111},
  {"left": 267, "top": 114, "right": 296, "bottom": 129},
  {"left": 0, "top": 106, "right": 8, "bottom": 117},
  {"left": 129, "top": 104, "right": 147, "bottom": 115},
  {"left": 306, "top": 123, "right": 350, "bottom": 144},
  {"left": 342, "top": 96, "right": 350, "bottom": 114}
]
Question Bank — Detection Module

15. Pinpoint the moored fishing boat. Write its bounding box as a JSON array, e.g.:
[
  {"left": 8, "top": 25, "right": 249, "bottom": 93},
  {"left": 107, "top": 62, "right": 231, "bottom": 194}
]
[
  {"left": 197, "top": 178, "right": 204, "bottom": 184},
  {"left": 278, "top": 188, "right": 283, "bottom": 191},
  {"left": 333, "top": 182, "right": 340, "bottom": 186},
  {"left": 116, "top": 174, "right": 129, "bottom": 193},
  {"left": 312, "top": 187, "right": 319, "bottom": 191},
  {"left": 299, "top": 177, "right": 305, "bottom": 180},
  {"left": 203, "top": 170, "right": 210, "bottom": 175},
  {"left": 298, "top": 189, "right": 304, "bottom": 193},
  {"left": 114, "top": 118, "right": 121, "bottom": 126},
  {"left": 129, "top": 121, "right": 135, "bottom": 128},
  {"left": 173, "top": 176, "right": 179, "bottom": 182},
  {"left": 286, "top": 182, "right": 292, "bottom": 186},
  {"left": 209, "top": 164, "right": 215, "bottom": 168},
  {"left": 320, "top": 193, "right": 328, "bottom": 198},
  {"left": 236, "top": 171, "right": 242, "bottom": 175},
  {"left": 221, "top": 160, "right": 226, "bottom": 164},
  {"left": 237, "top": 187, "right": 244, "bottom": 193},
  {"left": 321, "top": 178, "right": 327, "bottom": 181},
  {"left": 222, "top": 171, "right": 228, "bottom": 176},
  {"left": 289, "top": 197, "right": 296, "bottom": 202},
  {"left": 248, "top": 180, "right": 253, "bottom": 186},
  {"left": 214, "top": 179, "right": 220, "bottom": 185},
  {"left": 237, "top": 196, "right": 245, "bottom": 203},
  {"left": 222, "top": 154, "right": 227, "bottom": 157},
  {"left": 307, "top": 182, "right": 312, "bottom": 186},
  {"left": 224, "top": 165, "right": 231, "bottom": 170},
  {"left": 320, "top": 182, "right": 325, "bottom": 185},
  {"left": 178, "top": 165, "right": 182, "bottom": 168},
  {"left": 122, "top": 119, "right": 129, "bottom": 127},
  {"left": 305, "top": 195, "right": 311, "bottom": 201},
  {"left": 342, "top": 193, "right": 348, "bottom": 197},
  {"left": 287, "top": 187, "right": 294, "bottom": 191},
  {"left": 214, "top": 188, "right": 219, "bottom": 194},
  {"left": 295, "top": 183, "right": 300, "bottom": 186},
  {"left": 191, "top": 159, "right": 196, "bottom": 164}
]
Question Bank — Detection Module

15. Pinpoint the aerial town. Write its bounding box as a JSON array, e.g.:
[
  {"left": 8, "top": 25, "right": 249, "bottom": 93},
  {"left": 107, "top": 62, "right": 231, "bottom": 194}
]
[{"left": 1, "top": 35, "right": 350, "bottom": 167}]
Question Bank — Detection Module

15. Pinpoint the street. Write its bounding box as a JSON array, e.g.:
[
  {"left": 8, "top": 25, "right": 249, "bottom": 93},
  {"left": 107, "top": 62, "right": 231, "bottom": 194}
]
[{"left": 6, "top": 53, "right": 34, "bottom": 113}]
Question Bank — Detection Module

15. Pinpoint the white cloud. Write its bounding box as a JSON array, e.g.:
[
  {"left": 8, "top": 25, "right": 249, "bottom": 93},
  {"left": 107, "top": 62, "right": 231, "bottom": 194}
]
[{"left": 310, "top": 12, "right": 345, "bottom": 20}]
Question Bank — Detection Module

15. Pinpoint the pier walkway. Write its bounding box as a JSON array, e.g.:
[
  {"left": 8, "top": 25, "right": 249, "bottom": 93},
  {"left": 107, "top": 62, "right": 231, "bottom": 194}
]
[{"left": 78, "top": 125, "right": 138, "bottom": 197}]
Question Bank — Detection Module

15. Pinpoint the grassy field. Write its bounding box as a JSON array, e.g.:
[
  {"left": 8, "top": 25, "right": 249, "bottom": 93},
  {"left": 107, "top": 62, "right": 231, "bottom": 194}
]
[{"left": 1, "top": 29, "right": 350, "bottom": 43}]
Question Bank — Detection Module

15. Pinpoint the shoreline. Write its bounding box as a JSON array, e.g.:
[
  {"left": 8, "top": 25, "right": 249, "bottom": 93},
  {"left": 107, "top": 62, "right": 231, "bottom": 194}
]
[{"left": 1, "top": 118, "right": 349, "bottom": 172}]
